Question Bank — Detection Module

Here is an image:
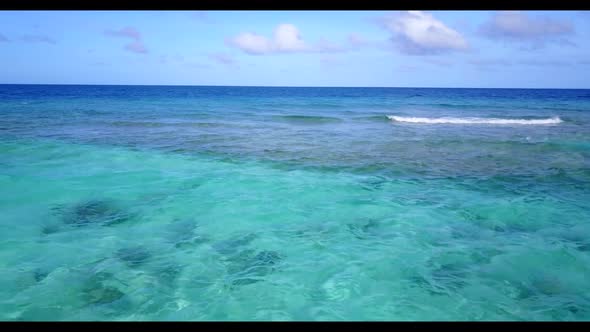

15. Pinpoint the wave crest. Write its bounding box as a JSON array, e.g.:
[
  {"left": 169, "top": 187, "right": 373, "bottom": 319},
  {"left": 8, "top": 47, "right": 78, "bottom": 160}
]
[{"left": 387, "top": 116, "right": 562, "bottom": 125}]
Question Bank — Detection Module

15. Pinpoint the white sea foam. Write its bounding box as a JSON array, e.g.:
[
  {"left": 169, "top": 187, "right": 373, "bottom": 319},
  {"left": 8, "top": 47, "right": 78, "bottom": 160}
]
[{"left": 386, "top": 115, "right": 562, "bottom": 125}]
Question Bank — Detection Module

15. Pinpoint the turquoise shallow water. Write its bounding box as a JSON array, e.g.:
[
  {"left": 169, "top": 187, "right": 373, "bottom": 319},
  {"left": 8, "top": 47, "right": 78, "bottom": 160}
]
[{"left": 1, "top": 85, "right": 590, "bottom": 320}]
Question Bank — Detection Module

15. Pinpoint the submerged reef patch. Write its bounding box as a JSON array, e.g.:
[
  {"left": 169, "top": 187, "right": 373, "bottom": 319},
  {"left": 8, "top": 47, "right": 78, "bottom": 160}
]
[
  {"left": 226, "top": 250, "right": 283, "bottom": 287},
  {"left": 52, "top": 199, "right": 135, "bottom": 227}
]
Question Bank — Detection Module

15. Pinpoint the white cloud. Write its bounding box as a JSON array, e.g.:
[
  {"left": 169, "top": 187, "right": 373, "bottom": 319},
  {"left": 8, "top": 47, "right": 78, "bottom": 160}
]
[
  {"left": 480, "top": 11, "right": 573, "bottom": 48},
  {"left": 380, "top": 11, "right": 469, "bottom": 55},
  {"left": 273, "top": 24, "right": 308, "bottom": 52},
  {"left": 104, "top": 27, "right": 148, "bottom": 54},
  {"left": 231, "top": 32, "right": 272, "bottom": 55},
  {"left": 228, "top": 24, "right": 357, "bottom": 55}
]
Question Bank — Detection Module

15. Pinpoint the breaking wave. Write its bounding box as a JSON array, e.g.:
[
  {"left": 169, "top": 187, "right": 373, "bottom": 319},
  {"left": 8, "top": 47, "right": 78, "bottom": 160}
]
[{"left": 387, "top": 115, "right": 563, "bottom": 125}]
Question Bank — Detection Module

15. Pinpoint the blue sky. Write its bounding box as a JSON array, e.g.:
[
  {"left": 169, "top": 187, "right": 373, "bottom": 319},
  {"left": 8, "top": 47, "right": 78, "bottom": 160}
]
[{"left": 1, "top": 10, "right": 589, "bottom": 88}]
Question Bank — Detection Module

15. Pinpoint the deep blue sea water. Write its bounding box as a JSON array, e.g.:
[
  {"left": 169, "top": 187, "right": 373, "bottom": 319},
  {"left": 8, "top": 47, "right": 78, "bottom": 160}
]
[{"left": 1, "top": 85, "right": 590, "bottom": 320}]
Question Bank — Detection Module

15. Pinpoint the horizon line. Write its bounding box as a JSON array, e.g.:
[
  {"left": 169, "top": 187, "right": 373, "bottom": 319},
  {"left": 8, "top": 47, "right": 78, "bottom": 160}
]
[{"left": 0, "top": 83, "right": 588, "bottom": 90}]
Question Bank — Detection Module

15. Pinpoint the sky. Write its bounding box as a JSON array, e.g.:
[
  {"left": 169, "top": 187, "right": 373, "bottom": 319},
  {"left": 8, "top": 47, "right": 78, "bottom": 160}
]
[{"left": 1, "top": 10, "right": 589, "bottom": 88}]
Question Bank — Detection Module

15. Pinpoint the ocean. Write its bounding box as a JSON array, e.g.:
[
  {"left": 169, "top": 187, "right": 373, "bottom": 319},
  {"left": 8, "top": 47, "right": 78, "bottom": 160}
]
[{"left": 1, "top": 85, "right": 589, "bottom": 321}]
